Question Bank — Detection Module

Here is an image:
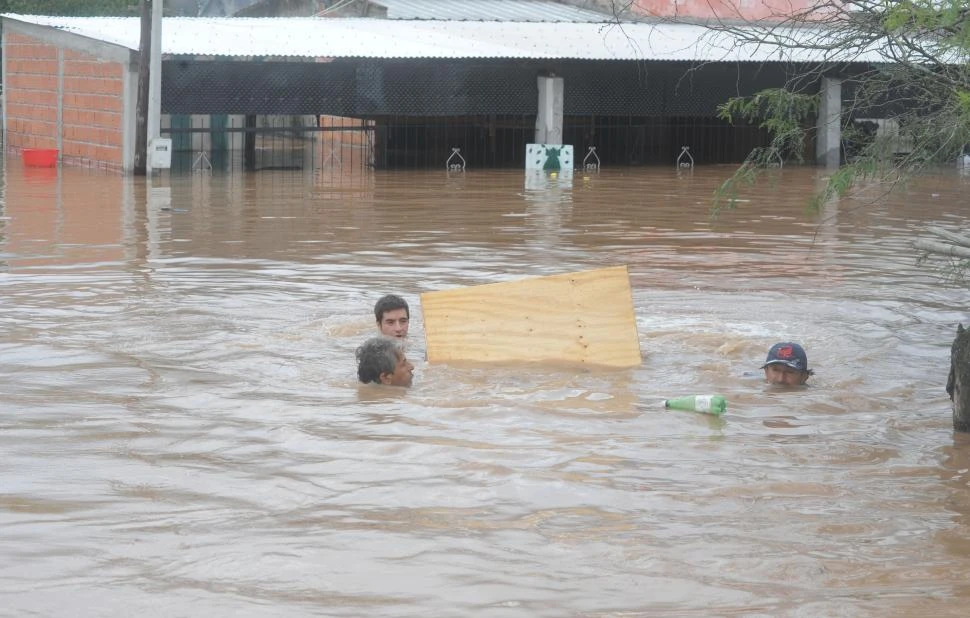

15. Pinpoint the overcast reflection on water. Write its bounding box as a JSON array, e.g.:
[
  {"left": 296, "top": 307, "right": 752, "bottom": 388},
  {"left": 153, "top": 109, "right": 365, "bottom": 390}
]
[{"left": 2, "top": 159, "right": 970, "bottom": 617}]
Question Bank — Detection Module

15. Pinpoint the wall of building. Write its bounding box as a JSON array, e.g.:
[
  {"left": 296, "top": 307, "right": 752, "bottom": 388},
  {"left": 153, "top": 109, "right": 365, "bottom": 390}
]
[
  {"left": 61, "top": 49, "right": 126, "bottom": 167},
  {"left": 559, "top": 0, "right": 823, "bottom": 21},
  {"left": 2, "top": 21, "right": 135, "bottom": 172},
  {"left": 631, "top": 0, "right": 821, "bottom": 20},
  {"left": 3, "top": 33, "right": 60, "bottom": 151}
]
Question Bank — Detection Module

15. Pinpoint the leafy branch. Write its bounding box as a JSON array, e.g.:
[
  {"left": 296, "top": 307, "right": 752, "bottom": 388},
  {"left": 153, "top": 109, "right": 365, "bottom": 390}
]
[{"left": 712, "top": 88, "right": 819, "bottom": 215}]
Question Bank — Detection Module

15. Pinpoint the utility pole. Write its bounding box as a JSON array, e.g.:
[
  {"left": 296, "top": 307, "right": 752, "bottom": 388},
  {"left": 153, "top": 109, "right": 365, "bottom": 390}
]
[
  {"left": 147, "top": 0, "right": 163, "bottom": 175},
  {"left": 134, "top": 0, "right": 153, "bottom": 175}
]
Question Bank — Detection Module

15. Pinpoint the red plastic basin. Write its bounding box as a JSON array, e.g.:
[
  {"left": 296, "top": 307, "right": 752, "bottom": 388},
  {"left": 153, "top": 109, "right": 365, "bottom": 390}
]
[{"left": 22, "top": 148, "right": 59, "bottom": 167}]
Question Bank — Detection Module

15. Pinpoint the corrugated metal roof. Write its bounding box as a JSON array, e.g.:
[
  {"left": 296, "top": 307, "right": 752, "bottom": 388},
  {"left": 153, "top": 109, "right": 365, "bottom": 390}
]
[
  {"left": 369, "top": 0, "right": 613, "bottom": 22},
  {"left": 2, "top": 15, "right": 892, "bottom": 63}
]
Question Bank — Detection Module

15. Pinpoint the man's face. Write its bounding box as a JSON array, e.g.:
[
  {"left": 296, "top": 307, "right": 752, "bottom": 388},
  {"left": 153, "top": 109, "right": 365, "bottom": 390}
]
[
  {"left": 379, "top": 308, "right": 409, "bottom": 338},
  {"left": 381, "top": 352, "right": 414, "bottom": 387},
  {"left": 764, "top": 364, "right": 809, "bottom": 386}
]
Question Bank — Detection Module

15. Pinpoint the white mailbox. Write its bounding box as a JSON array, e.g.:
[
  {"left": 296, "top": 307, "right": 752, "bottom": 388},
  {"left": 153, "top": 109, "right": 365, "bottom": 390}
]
[{"left": 150, "top": 138, "right": 172, "bottom": 169}]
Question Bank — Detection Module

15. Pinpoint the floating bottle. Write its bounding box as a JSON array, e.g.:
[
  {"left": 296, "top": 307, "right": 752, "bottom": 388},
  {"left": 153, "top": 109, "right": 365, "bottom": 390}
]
[{"left": 664, "top": 394, "right": 727, "bottom": 416}]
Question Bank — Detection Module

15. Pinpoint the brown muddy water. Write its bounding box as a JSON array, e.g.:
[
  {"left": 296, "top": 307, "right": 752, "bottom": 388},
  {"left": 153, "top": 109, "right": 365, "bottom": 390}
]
[{"left": 2, "top": 160, "right": 970, "bottom": 617}]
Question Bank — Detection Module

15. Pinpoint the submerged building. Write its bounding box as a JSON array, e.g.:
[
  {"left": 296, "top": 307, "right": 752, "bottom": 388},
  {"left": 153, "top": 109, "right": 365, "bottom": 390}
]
[{"left": 0, "top": 6, "right": 867, "bottom": 173}]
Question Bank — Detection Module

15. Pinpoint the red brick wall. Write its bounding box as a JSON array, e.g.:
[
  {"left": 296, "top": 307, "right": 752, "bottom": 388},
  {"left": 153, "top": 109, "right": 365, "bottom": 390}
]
[
  {"left": 5, "top": 32, "right": 125, "bottom": 168},
  {"left": 4, "top": 33, "right": 59, "bottom": 150},
  {"left": 62, "top": 49, "right": 125, "bottom": 166}
]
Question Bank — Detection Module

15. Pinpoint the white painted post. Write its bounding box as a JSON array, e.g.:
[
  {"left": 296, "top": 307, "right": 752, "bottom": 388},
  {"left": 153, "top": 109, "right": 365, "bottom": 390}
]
[
  {"left": 816, "top": 77, "right": 842, "bottom": 168},
  {"left": 535, "top": 75, "right": 564, "bottom": 145},
  {"left": 56, "top": 48, "right": 63, "bottom": 160},
  {"left": 1, "top": 25, "right": 6, "bottom": 142},
  {"left": 147, "top": 0, "right": 163, "bottom": 174}
]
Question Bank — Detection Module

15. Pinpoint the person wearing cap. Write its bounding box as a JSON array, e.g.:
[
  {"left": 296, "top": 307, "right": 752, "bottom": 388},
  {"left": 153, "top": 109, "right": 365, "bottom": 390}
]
[
  {"left": 762, "top": 342, "right": 813, "bottom": 386},
  {"left": 374, "top": 294, "right": 410, "bottom": 339}
]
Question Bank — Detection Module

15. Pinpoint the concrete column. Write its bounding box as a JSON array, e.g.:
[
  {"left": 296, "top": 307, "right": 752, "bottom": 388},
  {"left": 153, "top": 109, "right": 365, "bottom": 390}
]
[
  {"left": 816, "top": 77, "right": 842, "bottom": 168},
  {"left": 1, "top": 26, "right": 6, "bottom": 140},
  {"left": 535, "top": 75, "right": 564, "bottom": 144},
  {"left": 56, "top": 48, "right": 63, "bottom": 158},
  {"left": 147, "top": 0, "right": 162, "bottom": 173},
  {"left": 122, "top": 58, "right": 137, "bottom": 173}
]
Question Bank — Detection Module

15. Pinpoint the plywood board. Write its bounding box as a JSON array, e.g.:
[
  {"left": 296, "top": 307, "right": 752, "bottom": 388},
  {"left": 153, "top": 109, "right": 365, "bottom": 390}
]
[{"left": 421, "top": 266, "right": 641, "bottom": 368}]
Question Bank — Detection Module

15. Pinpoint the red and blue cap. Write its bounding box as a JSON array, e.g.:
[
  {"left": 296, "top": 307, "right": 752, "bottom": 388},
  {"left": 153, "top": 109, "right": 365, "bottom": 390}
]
[{"left": 762, "top": 342, "right": 810, "bottom": 373}]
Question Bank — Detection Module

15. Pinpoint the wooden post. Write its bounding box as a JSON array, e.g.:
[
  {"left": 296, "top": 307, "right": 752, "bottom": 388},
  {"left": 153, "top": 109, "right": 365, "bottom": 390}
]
[
  {"left": 134, "top": 0, "right": 152, "bottom": 176},
  {"left": 948, "top": 324, "right": 970, "bottom": 433}
]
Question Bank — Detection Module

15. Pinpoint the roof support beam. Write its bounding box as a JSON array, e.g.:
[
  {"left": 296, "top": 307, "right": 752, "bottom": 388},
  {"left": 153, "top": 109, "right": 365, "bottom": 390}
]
[
  {"left": 535, "top": 74, "right": 564, "bottom": 145},
  {"left": 816, "top": 76, "right": 842, "bottom": 168}
]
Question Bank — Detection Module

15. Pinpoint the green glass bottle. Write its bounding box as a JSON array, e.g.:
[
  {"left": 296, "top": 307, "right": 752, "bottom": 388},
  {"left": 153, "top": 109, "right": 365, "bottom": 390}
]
[{"left": 664, "top": 394, "right": 727, "bottom": 416}]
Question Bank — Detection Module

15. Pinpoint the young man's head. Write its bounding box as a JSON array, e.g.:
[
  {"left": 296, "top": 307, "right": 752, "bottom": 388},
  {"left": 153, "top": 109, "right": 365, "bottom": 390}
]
[
  {"left": 356, "top": 336, "right": 414, "bottom": 387},
  {"left": 374, "top": 295, "right": 410, "bottom": 338},
  {"left": 762, "top": 341, "right": 813, "bottom": 386}
]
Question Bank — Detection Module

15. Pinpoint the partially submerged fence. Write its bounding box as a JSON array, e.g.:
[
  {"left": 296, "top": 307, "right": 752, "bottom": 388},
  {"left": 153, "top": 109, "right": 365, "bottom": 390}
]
[{"left": 160, "top": 113, "right": 769, "bottom": 174}]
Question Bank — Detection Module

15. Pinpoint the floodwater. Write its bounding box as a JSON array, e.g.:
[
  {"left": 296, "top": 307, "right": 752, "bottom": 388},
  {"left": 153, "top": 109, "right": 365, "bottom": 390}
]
[{"left": 2, "top": 159, "right": 970, "bottom": 618}]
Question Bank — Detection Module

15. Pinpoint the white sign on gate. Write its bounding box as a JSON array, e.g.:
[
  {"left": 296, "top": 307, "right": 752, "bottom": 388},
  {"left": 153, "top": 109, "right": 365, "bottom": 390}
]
[{"left": 526, "top": 144, "right": 573, "bottom": 171}]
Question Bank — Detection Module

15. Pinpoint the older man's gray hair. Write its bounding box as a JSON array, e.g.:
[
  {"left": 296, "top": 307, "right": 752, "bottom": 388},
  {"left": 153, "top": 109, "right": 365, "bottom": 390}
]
[{"left": 356, "top": 337, "right": 403, "bottom": 384}]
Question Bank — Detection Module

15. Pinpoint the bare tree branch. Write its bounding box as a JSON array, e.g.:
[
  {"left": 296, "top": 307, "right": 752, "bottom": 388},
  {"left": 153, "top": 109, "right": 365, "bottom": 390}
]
[
  {"left": 915, "top": 239, "right": 970, "bottom": 259},
  {"left": 927, "top": 227, "right": 970, "bottom": 249}
]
